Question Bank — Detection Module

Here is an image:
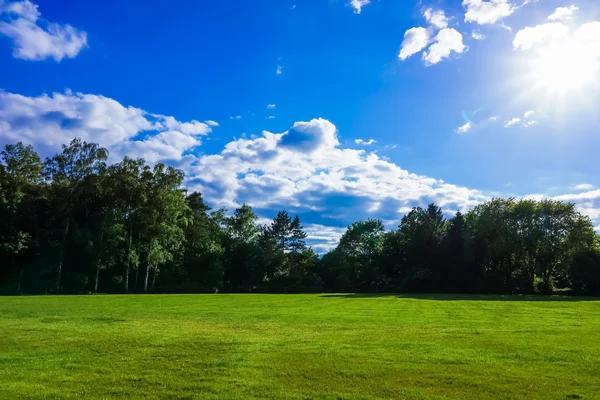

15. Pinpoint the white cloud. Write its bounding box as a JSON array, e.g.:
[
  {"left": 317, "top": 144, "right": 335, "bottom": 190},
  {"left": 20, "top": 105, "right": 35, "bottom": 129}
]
[
  {"left": 574, "top": 183, "right": 595, "bottom": 191},
  {"left": 205, "top": 120, "right": 219, "bottom": 127},
  {"left": 305, "top": 224, "right": 346, "bottom": 253},
  {"left": 184, "top": 118, "right": 488, "bottom": 226},
  {"left": 267, "top": 116, "right": 275, "bottom": 119},
  {"left": 424, "top": 8, "right": 449, "bottom": 30},
  {"left": 355, "top": 138, "right": 376, "bottom": 145},
  {"left": 422, "top": 28, "right": 466, "bottom": 65},
  {"left": 548, "top": 5, "right": 578, "bottom": 21},
  {"left": 472, "top": 30, "right": 486, "bottom": 40},
  {"left": 457, "top": 121, "right": 472, "bottom": 133},
  {"left": 463, "top": 0, "right": 515, "bottom": 25},
  {"left": 350, "top": 0, "right": 370, "bottom": 14},
  {"left": 0, "top": 0, "right": 87, "bottom": 61},
  {"left": 4, "top": 90, "right": 599, "bottom": 249},
  {"left": 513, "top": 22, "right": 569, "bottom": 50},
  {"left": 489, "top": 116, "right": 499, "bottom": 121},
  {"left": 524, "top": 120, "right": 537, "bottom": 127},
  {"left": 551, "top": 189, "right": 600, "bottom": 223},
  {"left": 0, "top": 90, "right": 214, "bottom": 163},
  {"left": 504, "top": 117, "right": 521, "bottom": 127},
  {"left": 267, "top": 104, "right": 276, "bottom": 109},
  {"left": 276, "top": 65, "right": 283, "bottom": 75},
  {"left": 399, "top": 27, "right": 430, "bottom": 61},
  {"left": 230, "top": 115, "right": 242, "bottom": 120},
  {"left": 524, "top": 110, "right": 535, "bottom": 118}
]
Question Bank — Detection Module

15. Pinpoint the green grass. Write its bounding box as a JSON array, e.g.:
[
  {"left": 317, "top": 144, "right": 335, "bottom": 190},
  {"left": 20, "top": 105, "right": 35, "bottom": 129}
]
[{"left": 1, "top": 294, "right": 600, "bottom": 399}]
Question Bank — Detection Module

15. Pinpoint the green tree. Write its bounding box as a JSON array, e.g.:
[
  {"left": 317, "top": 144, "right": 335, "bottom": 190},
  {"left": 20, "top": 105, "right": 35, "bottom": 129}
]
[
  {"left": 44, "top": 139, "right": 108, "bottom": 291},
  {"left": 0, "top": 143, "right": 43, "bottom": 292},
  {"left": 337, "top": 219, "right": 385, "bottom": 290}
]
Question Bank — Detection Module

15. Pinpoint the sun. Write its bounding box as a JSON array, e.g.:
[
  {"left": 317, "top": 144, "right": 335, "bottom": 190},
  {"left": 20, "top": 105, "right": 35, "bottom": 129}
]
[{"left": 529, "top": 39, "right": 599, "bottom": 95}]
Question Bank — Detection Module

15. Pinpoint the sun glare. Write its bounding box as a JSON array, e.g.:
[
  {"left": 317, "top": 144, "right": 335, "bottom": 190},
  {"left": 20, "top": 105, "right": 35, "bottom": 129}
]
[{"left": 530, "top": 40, "right": 599, "bottom": 94}]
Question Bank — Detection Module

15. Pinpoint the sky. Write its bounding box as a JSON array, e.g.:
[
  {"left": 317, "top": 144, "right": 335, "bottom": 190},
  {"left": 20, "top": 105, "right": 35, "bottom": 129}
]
[{"left": 1, "top": 0, "right": 599, "bottom": 252}]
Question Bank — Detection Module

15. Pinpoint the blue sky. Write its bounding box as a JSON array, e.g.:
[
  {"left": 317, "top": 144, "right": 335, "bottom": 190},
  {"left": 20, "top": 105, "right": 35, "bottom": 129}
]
[{"left": 1, "top": 0, "right": 600, "bottom": 251}]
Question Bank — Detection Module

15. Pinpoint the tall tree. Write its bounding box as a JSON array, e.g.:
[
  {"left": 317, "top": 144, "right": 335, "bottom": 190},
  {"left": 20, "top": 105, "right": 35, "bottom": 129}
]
[
  {"left": 0, "top": 143, "right": 43, "bottom": 292},
  {"left": 337, "top": 219, "right": 385, "bottom": 290},
  {"left": 44, "top": 139, "right": 107, "bottom": 291}
]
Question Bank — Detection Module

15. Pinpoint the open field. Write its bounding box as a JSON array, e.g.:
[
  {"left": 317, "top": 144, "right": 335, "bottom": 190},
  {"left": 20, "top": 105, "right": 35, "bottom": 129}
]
[{"left": 1, "top": 294, "right": 600, "bottom": 399}]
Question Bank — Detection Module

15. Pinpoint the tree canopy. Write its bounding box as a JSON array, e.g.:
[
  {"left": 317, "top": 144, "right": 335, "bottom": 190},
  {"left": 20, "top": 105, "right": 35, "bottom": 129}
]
[{"left": 1, "top": 140, "right": 599, "bottom": 295}]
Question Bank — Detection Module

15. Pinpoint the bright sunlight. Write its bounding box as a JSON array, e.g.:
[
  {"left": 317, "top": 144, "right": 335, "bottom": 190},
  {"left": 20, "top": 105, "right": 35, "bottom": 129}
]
[{"left": 532, "top": 40, "right": 598, "bottom": 94}]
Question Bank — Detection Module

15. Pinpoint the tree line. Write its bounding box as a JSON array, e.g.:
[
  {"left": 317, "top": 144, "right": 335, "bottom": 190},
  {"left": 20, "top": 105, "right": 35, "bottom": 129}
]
[{"left": 1, "top": 139, "right": 599, "bottom": 295}]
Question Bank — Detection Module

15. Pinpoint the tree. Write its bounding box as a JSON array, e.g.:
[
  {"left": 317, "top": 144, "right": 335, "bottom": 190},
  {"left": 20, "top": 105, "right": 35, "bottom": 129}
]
[
  {"left": 105, "top": 157, "right": 147, "bottom": 293},
  {"left": 222, "top": 204, "right": 261, "bottom": 290},
  {"left": 337, "top": 219, "right": 385, "bottom": 290},
  {"left": 44, "top": 139, "right": 108, "bottom": 291},
  {"left": 263, "top": 211, "right": 308, "bottom": 286},
  {"left": 181, "top": 192, "right": 224, "bottom": 291},
  {"left": 0, "top": 143, "right": 43, "bottom": 292},
  {"left": 139, "top": 163, "right": 189, "bottom": 292}
]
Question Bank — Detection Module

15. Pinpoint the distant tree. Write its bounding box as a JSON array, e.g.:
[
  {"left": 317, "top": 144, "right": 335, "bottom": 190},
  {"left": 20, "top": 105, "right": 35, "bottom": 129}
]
[
  {"left": 222, "top": 204, "right": 261, "bottom": 290},
  {"left": 337, "top": 219, "right": 385, "bottom": 290},
  {"left": 181, "top": 192, "right": 224, "bottom": 291}
]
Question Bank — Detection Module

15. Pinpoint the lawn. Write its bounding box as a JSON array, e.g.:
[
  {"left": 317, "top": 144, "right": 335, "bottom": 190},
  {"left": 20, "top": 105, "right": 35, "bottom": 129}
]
[{"left": 1, "top": 294, "right": 599, "bottom": 399}]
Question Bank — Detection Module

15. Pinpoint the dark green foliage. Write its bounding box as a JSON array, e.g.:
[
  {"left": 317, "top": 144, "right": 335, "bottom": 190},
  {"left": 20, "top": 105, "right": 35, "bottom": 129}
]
[{"left": 1, "top": 139, "right": 599, "bottom": 295}]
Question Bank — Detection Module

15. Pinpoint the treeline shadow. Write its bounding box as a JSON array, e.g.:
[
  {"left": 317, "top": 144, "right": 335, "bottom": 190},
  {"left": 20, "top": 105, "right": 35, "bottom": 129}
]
[{"left": 319, "top": 293, "right": 600, "bottom": 302}]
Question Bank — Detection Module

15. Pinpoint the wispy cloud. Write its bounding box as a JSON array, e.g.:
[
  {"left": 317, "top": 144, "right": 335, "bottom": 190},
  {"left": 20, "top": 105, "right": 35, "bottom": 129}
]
[{"left": 456, "top": 121, "right": 472, "bottom": 134}]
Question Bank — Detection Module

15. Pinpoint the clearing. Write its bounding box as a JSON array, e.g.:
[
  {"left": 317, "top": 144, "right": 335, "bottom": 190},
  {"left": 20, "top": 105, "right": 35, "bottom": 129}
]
[{"left": 1, "top": 294, "right": 599, "bottom": 399}]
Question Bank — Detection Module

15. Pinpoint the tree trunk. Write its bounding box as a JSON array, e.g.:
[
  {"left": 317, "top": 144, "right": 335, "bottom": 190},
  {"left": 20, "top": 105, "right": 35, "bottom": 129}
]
[
  {"left": 124, "top": 223, "right": 133, "bottom": 293},
  {"left": 56, "top": 217, "right": 70, "bottom": 291},
  {"left": 17, "top": 266, "right": 23, "bottom": 294},
  {"left": 94, "top": 263, "right": 100, "bottom": 293},
  {"left": 143, "top": 264, "right": 150, "bottom": 293},
  {"left": 134, "top": 265, "right": 140, "bottom": 293},
  {"left": 94, "top": 229, "right": 105, "bottom": 293},
  {"left": 150, "top": 266, "right": 158, "bottom": 291},
  {"left": 124, "top": 268, "right": 129, "bottom": 294}
]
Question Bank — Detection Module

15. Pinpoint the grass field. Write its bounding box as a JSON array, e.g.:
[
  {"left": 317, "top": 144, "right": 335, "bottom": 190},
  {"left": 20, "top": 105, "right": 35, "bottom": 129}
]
[{"left": 1, "top": 294, "right": 599, "bottom": 399}]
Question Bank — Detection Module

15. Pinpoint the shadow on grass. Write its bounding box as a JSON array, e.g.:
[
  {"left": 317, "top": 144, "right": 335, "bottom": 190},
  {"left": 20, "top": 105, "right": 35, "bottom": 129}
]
[{"left": 319, "top": 293, "right": 600, "bottom": 301}]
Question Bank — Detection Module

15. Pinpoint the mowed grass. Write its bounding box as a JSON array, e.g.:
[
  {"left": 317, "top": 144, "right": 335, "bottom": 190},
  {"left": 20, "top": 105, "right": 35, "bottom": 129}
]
[{"left": 1, "top": 294, "right": 600, "bottom": 400}]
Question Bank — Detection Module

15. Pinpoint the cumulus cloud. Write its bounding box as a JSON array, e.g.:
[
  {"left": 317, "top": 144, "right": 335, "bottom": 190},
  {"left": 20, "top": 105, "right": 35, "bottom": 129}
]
[
  {"left": 267, "top": 104, "right": 276, "bottom": 109},
  {"left": 183, "top": 118, "right": 489, "bottom": 238},
  {"left": 513, "top": 21, "right": 600, "bottom": 78},
  {"left": 205, "top": 120, "right": 219, "bottom": 127},
  {"left": 524, "top": 110, "right": 535, "bottom": 118},
  {"left": 457, "top": 121, "right": 472, "bottom": 133},
  {"left": 230, "top": 115, "right": 242, "bottom": 120},
  {"left": 3, "top": 90, "right": 598, "bottom": 249},
  {"left": 399, "top": 27, "right": 430, "bottom": 61},
  {"left": 423, "top": 8, "right": 448, "bottom": 30},
  {"left": 355, "top": 138, "right": 376, "bottom": 145},
  {"left": 0, "top": 90, "right": 214, "bottom": 162},
  {"left": 423, "top": 28, "right": 466, "bottom": 65},
  {"left": 504, "top": 117, "right": 521, "bottom": 127},
  {"left": 399, "top": 10, "right": 465, "bottom": 66},
  {"left": 350, "top": 0, "right": 370, "bottom": 14},
  {"left": 276, "top": 65, "right": 283, "bottom": 75},
  {"left": 463, "top": 0, "right": 515, "bottom": 25},
  {"left": 513, "top": 22, "right": 569, "bottom": 50},
  {"left": 0, "top": 0, "right": 87, "bottom": 61},
  {"left": 548, "top": 5, "right": 578, "bottom": 21},
  {"left": 472, "top": 30, "right": 486, "bottom": 40}
]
